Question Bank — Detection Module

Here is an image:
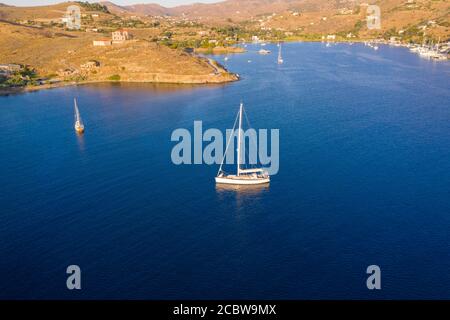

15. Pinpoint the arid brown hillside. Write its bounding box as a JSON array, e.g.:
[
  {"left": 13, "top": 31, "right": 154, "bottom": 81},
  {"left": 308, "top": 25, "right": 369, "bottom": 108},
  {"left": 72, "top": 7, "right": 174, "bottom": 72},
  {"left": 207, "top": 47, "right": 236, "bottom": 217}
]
[
  {"left": 99, "top": 1, "right": 164, "bottom": 17},
  {"left": 258, "top": 0, "right": 449, "bottom": 40},
  {"left": 101, "top": 0, "right": 337, "bottom": 20},
  {"left": 1, "top": 1, "right": 448, "bottom": 40},
  {"left": 0, "top": 2, "right": 80, "bottom": 21},
  {"left": 0, "top": 20, "right": 236, "bottom": 84},
  {"left": 99, "top": 0, "right": 449, "bottom": 40}
]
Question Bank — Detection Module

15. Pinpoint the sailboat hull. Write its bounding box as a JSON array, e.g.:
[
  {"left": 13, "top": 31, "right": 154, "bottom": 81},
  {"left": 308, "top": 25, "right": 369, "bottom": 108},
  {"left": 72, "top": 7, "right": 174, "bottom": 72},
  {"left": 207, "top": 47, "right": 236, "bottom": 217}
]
[
  {"left": 75, "top": 123, "right": 84, "bottom": 133},
  {"left": 215, "top": 176, "right": 270, "bottom": 185}
]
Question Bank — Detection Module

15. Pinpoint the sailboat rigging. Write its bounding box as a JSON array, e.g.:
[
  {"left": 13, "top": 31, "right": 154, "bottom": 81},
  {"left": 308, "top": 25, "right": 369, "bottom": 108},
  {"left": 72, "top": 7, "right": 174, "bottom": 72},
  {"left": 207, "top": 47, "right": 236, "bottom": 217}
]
[{"left": 215, "top": 102, "right": 270, "bottom": 185}]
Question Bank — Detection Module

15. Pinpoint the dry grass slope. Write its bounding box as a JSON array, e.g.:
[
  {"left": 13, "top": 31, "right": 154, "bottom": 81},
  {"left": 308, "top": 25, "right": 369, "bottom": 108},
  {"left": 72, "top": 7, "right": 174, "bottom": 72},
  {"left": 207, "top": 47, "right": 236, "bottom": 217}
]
[{"left": 0, "top": 20, "right": 237, "bottom": 86}]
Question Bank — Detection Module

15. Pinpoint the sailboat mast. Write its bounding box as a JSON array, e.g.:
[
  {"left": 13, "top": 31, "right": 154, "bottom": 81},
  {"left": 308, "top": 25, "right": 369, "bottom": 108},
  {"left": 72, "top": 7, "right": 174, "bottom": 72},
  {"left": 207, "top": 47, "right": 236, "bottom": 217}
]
[
  {"left": 277, "top": 43, "right": 283, "bottom": 64},
  {"left": 74, "top": 98, "right": 80, "bottom": 122},
  {"left": 237, "top": 102, "right": 243, "bottom": 176}
]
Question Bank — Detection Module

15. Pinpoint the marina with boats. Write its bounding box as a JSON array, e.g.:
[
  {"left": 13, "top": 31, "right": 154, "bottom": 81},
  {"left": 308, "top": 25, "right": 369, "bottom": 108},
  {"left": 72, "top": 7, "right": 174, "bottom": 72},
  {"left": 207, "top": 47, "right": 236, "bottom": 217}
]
[
  {"left": 407, "top": 39, "right": 448, "bottom": 61},
  {"left": 361, "top": 38, "right": 449, "bottom": 61},
  {"left": 251, "top": 37, "right": 448, "bottom": 62}
]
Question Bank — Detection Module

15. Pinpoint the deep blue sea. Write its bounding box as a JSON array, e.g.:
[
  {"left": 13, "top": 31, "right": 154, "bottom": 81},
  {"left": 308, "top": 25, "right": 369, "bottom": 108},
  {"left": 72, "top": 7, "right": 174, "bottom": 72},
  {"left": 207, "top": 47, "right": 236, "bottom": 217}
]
[{"left": 1, "top": 42, "right": 450, "bottom": 299}]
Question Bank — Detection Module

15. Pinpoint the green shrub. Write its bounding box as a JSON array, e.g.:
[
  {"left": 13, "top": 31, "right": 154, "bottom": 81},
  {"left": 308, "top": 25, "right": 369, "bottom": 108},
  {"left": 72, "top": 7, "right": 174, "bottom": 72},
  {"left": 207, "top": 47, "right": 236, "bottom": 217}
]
[
  {"left": 76, "top": 1, "right": 110, "bottom": 13},
  {"left": 108, "top": 74, "right": 121, "bottom": 81}
]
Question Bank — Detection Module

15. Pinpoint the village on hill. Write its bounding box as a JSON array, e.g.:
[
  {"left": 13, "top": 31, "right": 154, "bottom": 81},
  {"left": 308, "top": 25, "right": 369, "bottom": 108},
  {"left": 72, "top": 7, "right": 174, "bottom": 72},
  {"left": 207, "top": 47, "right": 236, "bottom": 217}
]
[{"left": 0, "top": 0, "right": 448, "bottom": 93}]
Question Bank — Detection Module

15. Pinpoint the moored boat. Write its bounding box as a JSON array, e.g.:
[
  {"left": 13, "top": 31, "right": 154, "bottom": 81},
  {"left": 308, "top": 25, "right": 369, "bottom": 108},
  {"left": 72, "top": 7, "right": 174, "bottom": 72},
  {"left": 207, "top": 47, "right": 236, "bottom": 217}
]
[
  {"left": 215, "top": 102, "right": 270, "bottom": 185},
  {"left": 74, "top": 98, "right": 84, "bottom": 134}
]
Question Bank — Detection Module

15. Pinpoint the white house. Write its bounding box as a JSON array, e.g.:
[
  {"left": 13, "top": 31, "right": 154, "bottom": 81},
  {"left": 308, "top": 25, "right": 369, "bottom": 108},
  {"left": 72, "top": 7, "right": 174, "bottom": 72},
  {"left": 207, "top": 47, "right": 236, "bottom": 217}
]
[
  {"left": 93, "top": 39, "right": 112, "bottom": 46},
  {"left": 0, "top": 64, "right": 21, "bottom": 75}
]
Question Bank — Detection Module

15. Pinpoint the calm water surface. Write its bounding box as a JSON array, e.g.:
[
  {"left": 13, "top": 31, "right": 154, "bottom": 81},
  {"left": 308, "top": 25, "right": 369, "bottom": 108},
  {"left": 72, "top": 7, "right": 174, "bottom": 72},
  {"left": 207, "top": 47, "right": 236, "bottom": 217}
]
[{"left": 1, "top": 42, "right": 450, "bottom": 299}]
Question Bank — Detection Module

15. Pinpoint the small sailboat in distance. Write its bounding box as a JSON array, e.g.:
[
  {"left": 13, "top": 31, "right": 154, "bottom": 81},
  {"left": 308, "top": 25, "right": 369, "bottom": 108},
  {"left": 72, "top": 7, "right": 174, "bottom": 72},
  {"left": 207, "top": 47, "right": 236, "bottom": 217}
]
[
  {"left": 258, "top": 49, "right": 271, "bottom": 55},
  {"left": 277, "top": 43, "right": 284, "bottom": 64},
  {"left": 215, "top": 102, "right": 270, "bottom": 185},
  {"left": 74, "top": 98, "right": 84, "bottom": 134}
]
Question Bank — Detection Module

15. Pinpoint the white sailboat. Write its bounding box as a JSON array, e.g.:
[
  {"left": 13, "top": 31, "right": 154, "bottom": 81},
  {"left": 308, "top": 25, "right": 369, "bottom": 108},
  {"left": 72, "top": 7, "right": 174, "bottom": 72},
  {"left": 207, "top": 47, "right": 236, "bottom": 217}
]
[
  {"left": 277, "top": 43, "right": 284, "bottom": 64},
  {"left": 258, "top": 49, "right": 271, "bottom": 55},
  {"left": 74, "top": 98, "right": 85, "bottom": 134},
  {"left": 215, "top": 102, "right": 270, "bottom": 185}
]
